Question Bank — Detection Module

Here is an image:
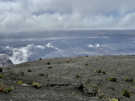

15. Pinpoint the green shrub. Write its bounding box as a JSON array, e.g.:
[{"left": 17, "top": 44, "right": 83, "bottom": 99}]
[
  {"left": 109, "top": 98, "right": 119, "bottom": 101},
  {"left": 75, "top": 74, "right": 81, "bottom": 78},
  {"left": 108, "top": 77, "right": 117, "bottom": 82},
  {"left": 102, "top": 71, "right": 106, "bottom": 74},
  {"left": 17, "top": 80, "right": 23, "bottom": 85},
  {"left": 124, "top": 77, "right": 134, "bottom": 83},
  {"left": 85, "top": 63, "right": 88, "bottom": 66},
  {"left": 95, "top": 70, "right": 102, "bottom": 73},
  {"left": 122, "top": 89, "right": 130, "bottom": 98},
  {"left": 3, "top": 86, "right": 14, "bottom": 93},
  {"left": 0, "top": 74, "right": 3, "bottom": 79},
  {"left": 32, "top": 82, "right": 41, "bottom": 89},
  {"left": 0, "top": 83, "right": 14, "bottom": 94},
  {"left": 95, "top": 70, "right": 106, "bottom": 74}
]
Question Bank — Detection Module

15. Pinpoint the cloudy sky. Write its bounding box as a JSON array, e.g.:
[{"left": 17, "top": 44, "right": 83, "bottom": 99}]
[{"left": 0, "top": 0, "right": 135, "bottom": 33}]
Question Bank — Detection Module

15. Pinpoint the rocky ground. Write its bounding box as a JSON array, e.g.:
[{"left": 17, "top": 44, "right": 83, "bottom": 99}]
[{"left": 1, "top": 55, "right": 135, "bottom": 101}]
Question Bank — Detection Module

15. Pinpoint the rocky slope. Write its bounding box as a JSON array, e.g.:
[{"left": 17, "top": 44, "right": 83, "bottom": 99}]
[{"left": 1, "top": 55, "right": 135, "bottom": 101}]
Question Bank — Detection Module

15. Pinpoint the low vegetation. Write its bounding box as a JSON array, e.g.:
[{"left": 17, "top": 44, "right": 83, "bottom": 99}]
[
  {"left": 109, "top": 98, "right": 119, "bottom": 101},
  {"left": 32, "top": 82, "right": 41, "bottom": 89},
  {"left": 0, "top": 83, "right": 14, "bottom": 93},
  {"left": 108, "top": 77, "right": 117, "bottom": 82},
  {"left": 75, "top": 74, "right": 81, "bottom": 78},
  {"left": 17, "top": 80, "right": 24, "bottom": 85},
  {"left": 95, "top": 69, "right": 106, "bottom": 74},
  {"left": 0, "top": 74, "right": 3, "bottom": 79},
  {"left": 122, "top": 89, "right": 130, "bottom": 98},
  {"left": 2, "top": 86, "right": 14, "bottom": 93},
  {"left": 124, "top": 77, "right": 134, "bottom": 83},
  {"left": 0, "top": 56, "right": 135, "bottom": 101}
]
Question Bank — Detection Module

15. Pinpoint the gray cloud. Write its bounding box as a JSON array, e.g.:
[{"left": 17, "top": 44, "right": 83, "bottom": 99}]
[{"left": 0, "top": 0, "right": 135, "bottom": 33}]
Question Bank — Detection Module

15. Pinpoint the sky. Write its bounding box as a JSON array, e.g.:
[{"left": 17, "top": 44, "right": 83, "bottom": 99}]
[{"left": 0, "top": 0, "right": 135, "bottom": 33}]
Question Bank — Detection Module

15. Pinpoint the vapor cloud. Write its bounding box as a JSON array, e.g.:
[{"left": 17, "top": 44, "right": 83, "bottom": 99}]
[{"left": 0, "top": 0, "right": 135, "bottom": 33}]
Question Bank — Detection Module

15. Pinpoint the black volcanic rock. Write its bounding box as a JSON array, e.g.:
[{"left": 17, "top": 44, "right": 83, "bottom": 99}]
[
  {"left": 0, "top": 54, "right": 13, "bottom": 67},
  {"left": 1, "top": 55, "right": 135, "bottom": 101}
]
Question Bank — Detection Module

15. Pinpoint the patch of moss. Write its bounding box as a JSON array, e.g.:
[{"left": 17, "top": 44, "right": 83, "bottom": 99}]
[
  {"left": 109, "top": 98, "right": 119, "bottom": 101},
  {"left": 95, "top": 70, "right": 102, "bottom": 73},
  {"left": 108, "top": 77, "right": 117, "bottom": 82},
  {"left": 32, "top": 82, "right": 41, "bottom": 89},
  {"left": 124, "top": 77, "right": 134, "bottom": 83},
  {"left": 122, "top": 89, "right": 130, "bottom": 98},
  {"left": 98, "top": 94, "right": 106, "bottom": 100},
  {"left": 95, "top": 70, "right": 106, "bottom": 74},
  {"left": 17, "top": 80, "right": 23, "bottom": 85},
  {"left": 75, "top": 74, "right": 81, "bottom": 78},
  {"left": 102, "top": 71, "right": 106, "bottom": 74},
  {"left": 0, "top": 74, "right": 3, "bottom": 79},
  {"left": 3, "top": 86, "right": 14, "bottom": 93},
  {"left": 0, "top": 83, "right": 14, "bottom": 94},
  {"left": 66, "top": 60, "right": 70, "bottom": 63}
]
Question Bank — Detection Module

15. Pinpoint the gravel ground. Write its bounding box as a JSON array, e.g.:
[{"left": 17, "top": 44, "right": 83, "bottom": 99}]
[{"left": 1, "top": 55, "right": 135, "bottom": 101}]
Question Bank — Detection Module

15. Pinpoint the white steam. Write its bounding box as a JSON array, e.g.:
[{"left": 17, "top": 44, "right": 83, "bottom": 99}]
[
  {"left": 3, "top": 42, "right": 107, "bottom": 64},
  {"left": 9, "top": 44, "right": 46, "bottom": 64},
  {"left": 7, "top": 43, "right": 58, "bottom": 64},
  {"left": 88, "top": 43, "right": 101, "bottom": 48}
]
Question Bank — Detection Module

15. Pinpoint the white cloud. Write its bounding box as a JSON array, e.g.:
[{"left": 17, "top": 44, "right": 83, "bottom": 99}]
[{"left": 0, "top": 0, "right": 135, "bottom": 33}]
